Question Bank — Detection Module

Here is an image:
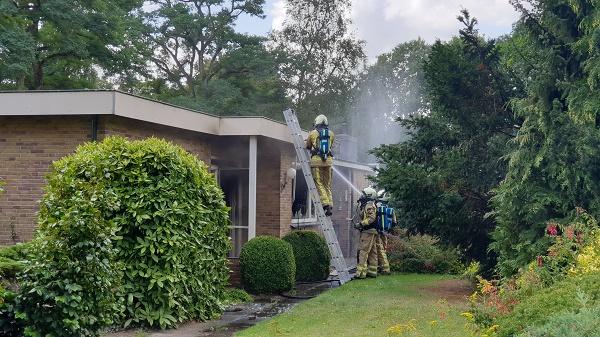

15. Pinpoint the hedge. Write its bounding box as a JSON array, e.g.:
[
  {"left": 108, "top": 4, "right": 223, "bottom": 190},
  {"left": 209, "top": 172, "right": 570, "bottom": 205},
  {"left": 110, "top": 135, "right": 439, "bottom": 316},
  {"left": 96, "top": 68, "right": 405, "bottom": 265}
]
[
  {"left": 496, "top": 271, "right": 600, "bottom": 337},
  {"left": 283, "top": 231, "right": 330, "bottom": 281},
  {"left": 15, "top": 136, "right": 230, "bottom": 335},
  {"left": 516, "top": 306, "right": 600, "bottom": 337},
  {"left": 0, "top": 243, "right": 30, "bottom": 280},
  {"left": 240, "top": 236, "right": 295, "bottom": 294}
]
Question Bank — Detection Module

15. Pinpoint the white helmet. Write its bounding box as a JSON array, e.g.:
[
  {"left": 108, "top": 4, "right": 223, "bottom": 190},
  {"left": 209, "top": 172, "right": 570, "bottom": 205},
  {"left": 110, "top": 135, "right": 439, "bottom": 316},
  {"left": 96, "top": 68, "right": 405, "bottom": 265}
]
[
  {"left": 314, "top": 114, "right": 328, "bottom": 127},
  {"left": 362, "top": 187, "right": 377, "bottom": 200}
]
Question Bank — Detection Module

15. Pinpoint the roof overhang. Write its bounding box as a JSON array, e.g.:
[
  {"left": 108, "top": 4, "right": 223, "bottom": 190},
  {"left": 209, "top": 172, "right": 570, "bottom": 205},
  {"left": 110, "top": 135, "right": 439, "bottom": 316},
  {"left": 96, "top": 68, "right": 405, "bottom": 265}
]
[
  {"left": 0, "top": 90, "right": 295, "bottom": 143},
  {"left": 0, "top": 90, "right": 372, "bottom": 171}
]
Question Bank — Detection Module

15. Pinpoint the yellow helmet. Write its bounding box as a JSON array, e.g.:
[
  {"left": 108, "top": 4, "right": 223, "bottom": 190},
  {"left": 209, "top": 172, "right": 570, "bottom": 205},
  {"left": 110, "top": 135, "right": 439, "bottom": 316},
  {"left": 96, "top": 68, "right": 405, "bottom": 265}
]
[{"left": 314, "top": 114, "right": 328, "bottom": 126}]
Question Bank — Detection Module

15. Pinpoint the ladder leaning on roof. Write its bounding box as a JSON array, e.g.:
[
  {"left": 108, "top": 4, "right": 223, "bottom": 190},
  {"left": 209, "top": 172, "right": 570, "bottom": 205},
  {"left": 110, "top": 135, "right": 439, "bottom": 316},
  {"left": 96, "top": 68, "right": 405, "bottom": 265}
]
[{"left": 282, "top": 109, "right": 352, "bottom": 285}]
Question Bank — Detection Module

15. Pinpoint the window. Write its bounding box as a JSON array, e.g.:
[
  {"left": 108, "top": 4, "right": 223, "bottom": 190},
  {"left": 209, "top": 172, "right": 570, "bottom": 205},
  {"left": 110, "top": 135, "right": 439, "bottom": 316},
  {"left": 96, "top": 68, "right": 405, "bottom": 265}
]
[
  {"left": 291, "top": 169, "right": 317, "bottom": 224},
  {"left": 219, "top": 169, "right": 249, "bottom": 257}
]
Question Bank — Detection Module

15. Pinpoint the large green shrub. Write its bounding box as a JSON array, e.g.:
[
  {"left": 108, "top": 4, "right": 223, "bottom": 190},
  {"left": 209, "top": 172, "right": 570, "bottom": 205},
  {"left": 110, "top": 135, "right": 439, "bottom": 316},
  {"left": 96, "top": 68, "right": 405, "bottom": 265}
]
[
  {"left": 496, "top": 272, "right": 600, "bottom": 337},
  {"left": 387, "top": 231, "right": 463, "bottom": 274},
  {"left": 17, "top": 136, "right": 230, "bottom": 333},
  {"left": 283, "top": 231, "right": 330, "bottom": 282},
  {"left": 240, "top": 236, "right": 295, "bottom": 294},
  {"left": 16, "top": 184, "right": 123, "bottom": 337},
  {"left": 516, "top": 306, "right": 600, "bottom": 337}
]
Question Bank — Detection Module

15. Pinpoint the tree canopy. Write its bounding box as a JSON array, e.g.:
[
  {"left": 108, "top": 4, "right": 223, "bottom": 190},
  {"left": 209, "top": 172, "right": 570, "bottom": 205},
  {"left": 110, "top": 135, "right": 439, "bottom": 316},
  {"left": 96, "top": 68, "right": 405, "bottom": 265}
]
[
  {"left": 373, "top": 12, "right": 521, "bottom": 273},
  {"left": 490, "top": 0, "right": 600, "bottom": 276},
  {"left": 271, "top": 0, "right": 365, "bottom": 127},
  {"left": 0, "top": 0, "right": 144, "bottom": 89}
]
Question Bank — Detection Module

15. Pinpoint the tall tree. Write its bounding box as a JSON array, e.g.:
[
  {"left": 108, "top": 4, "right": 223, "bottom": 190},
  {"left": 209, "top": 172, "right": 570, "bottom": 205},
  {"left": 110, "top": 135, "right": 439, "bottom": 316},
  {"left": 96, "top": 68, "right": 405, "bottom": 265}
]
[
  {"left": 491, "top": 0, "right": 600, "bottom": 276},
  {"left": 271, "top": 0, "right": 365, "bottom": 126},
  {"left": 374, "top": 12, "right": 521, "bottom": 273},
  {"left": 141, "top": 0, "right": 265, "bottom": 98},
  {"left": 143, "top": 39, "right": 289, "bottom": 119},
  {"left": 0, "top": 0, "right": 144, "bottom": 89}
]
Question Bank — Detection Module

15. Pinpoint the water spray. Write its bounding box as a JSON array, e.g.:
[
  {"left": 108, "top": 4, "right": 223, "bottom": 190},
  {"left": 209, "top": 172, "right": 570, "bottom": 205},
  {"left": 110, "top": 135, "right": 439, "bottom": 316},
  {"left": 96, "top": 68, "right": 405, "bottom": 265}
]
[{"left": 332, "top": 166, "right": 361, "bottom": 194}]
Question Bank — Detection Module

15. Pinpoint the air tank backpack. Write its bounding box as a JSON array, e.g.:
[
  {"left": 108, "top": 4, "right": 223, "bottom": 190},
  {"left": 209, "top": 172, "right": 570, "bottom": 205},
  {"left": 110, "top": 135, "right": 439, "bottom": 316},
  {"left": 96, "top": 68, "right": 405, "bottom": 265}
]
[
  {"left": 317, "top": 128, "right": 331, "bottom": 160},
  {"left": 376, "top": 205, "right": 395, "bottom": 232}
]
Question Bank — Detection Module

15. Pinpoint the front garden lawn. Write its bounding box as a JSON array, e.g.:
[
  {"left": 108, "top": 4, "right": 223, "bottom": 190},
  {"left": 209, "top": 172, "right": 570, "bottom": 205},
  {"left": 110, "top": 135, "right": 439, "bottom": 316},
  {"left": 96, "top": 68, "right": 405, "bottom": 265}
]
[{"left": 236, "top": 274, "right": 472, "bottom": 337}]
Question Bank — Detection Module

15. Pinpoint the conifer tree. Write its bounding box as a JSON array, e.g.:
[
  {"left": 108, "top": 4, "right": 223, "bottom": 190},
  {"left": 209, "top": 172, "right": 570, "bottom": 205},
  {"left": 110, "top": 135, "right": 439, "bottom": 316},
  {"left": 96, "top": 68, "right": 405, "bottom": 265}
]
[{"left": 491, "top": 0, "right": 600, "bottom": 276}]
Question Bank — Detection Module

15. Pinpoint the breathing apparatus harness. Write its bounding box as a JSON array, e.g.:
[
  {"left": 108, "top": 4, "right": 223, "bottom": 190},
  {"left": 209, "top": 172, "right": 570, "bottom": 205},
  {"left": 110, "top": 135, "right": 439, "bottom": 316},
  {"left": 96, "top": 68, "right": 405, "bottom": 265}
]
[{"left": 311, "top": 125, "right": 332, "bottom": 161}]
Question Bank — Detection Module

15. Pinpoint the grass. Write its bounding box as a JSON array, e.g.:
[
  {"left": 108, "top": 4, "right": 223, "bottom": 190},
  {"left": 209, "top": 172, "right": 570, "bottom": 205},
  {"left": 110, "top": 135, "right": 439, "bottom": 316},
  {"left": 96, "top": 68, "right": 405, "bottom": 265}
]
[{"left": 236, "top": 274, "right": 472, "bottom": 337}]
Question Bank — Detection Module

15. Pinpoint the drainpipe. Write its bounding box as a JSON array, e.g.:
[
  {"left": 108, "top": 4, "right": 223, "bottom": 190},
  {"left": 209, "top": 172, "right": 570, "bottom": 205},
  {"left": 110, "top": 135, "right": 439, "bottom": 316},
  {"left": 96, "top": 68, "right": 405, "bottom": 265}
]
[
  {"left": 248, "top": 136, "right": 257, "bottom": 240},
  {"left": 90, "top": 115, "right": 98, "bottom": 141}
]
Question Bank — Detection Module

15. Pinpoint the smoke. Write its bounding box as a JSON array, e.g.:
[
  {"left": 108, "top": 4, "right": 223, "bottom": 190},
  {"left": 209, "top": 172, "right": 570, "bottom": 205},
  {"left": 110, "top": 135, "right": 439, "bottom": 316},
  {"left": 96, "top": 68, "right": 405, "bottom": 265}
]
[{"left": 347, "top": 40, "right": 430, "bottom": 163}]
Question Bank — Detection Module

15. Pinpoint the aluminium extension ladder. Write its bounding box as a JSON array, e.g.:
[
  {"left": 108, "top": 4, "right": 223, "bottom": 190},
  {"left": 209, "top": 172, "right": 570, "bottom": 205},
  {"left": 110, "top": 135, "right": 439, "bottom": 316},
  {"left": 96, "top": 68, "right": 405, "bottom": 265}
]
[{"left": 283, "top": 109, "right": 352, "bottom": 284}]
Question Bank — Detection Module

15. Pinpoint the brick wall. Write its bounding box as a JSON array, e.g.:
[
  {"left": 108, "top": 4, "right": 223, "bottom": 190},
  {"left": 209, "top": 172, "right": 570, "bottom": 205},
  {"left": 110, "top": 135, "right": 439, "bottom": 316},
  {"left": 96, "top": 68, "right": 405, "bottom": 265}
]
[
  {"left": 0, "top": 116, "right": 92, "bottom": 244},
  {"left": 228, "top": 258, "right": 241, "bottom": 286},
  {"left": 0, "top": 115, "right": 215, "bottom": 245},
  {"left": 278, "top": 147, "right": 295, "bottom": 238},
  {"left": 256, "top": 138, "right": 282, "bottom": 237},
  {"left": 99, "top": 116, "right": 212, "bottom": 164}
]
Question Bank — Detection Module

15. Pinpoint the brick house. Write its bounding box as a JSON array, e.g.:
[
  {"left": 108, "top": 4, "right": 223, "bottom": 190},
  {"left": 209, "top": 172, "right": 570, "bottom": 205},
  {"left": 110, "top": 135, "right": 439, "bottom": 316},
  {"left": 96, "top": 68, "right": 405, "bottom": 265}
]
[{"left": 0, "top": 90, "right": 373, "bottom": 281}]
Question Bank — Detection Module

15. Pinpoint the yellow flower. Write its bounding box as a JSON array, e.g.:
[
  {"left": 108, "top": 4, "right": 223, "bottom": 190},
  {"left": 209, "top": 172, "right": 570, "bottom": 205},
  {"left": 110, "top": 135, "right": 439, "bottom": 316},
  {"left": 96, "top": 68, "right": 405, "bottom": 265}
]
[
  {"left": 487, "top": 325, "right": 500, "bottom": 333},
  {"left": 387, "top": 324, "right": 404, "bottom": 335},
  {"left": 429, "top": 320, "right": 438, "bottom": 327},
  {"left": 461, "top": 312, "right": 475, "bottom": 322}
]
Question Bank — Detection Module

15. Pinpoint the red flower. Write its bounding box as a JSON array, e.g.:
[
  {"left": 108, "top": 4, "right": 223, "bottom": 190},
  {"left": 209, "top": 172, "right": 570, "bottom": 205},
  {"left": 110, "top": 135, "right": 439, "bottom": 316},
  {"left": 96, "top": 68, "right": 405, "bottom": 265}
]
[
  {"left": 537, "top": 256, "right": 543, "bottom": 267},
  {"left": 546, "top": 223, "right": 558, "bottom": 236}
]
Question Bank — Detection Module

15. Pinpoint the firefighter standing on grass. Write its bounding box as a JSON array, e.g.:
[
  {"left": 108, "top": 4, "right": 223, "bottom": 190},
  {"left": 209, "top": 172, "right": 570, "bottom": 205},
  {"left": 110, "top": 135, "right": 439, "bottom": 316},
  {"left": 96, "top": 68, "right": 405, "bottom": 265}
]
[
  {"left": 305, "top": 114, "right": 334, "bottom": 216},
  {"left": 354, "top": 187, "right": 379, "bottom": 279},
  {"left": 376, "top": 191, "right": 396, "bottom": 275}
]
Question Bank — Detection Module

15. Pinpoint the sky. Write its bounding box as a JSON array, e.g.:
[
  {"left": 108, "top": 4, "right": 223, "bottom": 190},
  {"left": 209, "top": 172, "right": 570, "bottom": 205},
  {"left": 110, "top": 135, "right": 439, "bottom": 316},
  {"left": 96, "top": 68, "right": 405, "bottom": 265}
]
[{"left": 234, "top": 0, "right": 521, "bottom": 62}]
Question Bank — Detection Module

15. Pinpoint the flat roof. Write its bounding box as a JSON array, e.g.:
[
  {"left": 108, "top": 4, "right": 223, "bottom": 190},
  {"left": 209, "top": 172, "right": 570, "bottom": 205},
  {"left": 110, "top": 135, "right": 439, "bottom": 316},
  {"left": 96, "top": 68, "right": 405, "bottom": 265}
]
[
  {"left": 0, "top": 90, "right": 373, "bottom": 172},
  {"left": 0, "top": 90, "right": 293, "bottom": 142}
]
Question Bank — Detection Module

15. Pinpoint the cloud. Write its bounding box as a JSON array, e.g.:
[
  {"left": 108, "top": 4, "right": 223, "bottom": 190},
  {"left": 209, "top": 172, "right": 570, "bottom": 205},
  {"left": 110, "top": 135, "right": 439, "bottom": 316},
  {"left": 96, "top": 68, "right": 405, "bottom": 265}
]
[
  {"left": 271, "top": 0, "right": 286, "bottom": 31},
  {"left": 351, "top": 0, "right": 519, "bottom": 61},
  {"left": 271, "top": 0, "right": 519, "bottom": 62}
]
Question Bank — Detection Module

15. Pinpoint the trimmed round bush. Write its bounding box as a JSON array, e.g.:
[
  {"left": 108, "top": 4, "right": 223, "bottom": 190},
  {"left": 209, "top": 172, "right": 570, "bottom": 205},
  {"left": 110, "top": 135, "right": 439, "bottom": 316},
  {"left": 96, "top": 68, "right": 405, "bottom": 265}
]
[
  {"left": 240, "top": 236, "right": 295, "bottom": 294},
  {"left": 283, "top": 231, "right": 330, "bottom": 281},
  {"left": 17, "top": 136, "right": 230, "bottom": 334}
]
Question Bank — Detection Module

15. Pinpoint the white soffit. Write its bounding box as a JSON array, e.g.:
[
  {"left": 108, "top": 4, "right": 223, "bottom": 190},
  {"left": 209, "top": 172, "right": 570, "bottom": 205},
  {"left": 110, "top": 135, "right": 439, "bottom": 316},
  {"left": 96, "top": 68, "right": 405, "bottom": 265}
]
[
  {"left": 0, "top": 91, "right": 114, "bottom": 116},
  {"left": 219, "top": 117, "right": 292, "bottom": 142},
  {"left": 114, "top": 92, "right": 220, "bottom": 135}
]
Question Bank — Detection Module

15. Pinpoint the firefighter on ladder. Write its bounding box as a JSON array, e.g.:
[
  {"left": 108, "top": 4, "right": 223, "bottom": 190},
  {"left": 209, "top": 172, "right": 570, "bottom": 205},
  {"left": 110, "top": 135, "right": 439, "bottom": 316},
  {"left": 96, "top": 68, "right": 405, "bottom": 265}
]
[{"left": 305, "top": 114, "right": 334, "bottom": 216}]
